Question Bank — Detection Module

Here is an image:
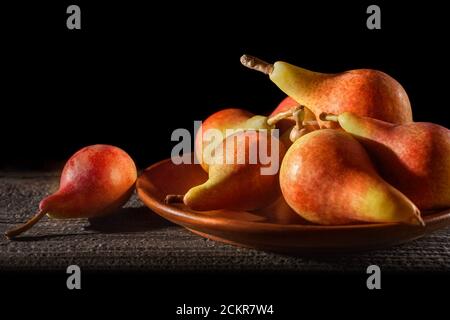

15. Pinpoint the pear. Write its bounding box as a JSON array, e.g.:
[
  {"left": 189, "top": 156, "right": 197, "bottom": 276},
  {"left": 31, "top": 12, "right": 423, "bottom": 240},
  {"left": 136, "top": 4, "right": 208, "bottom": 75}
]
[
  {"left": 195, "top": 107, "right": 301, "bottom": 172},
  {"left": 5, "top": 145, "right": 137, "bottom": 239},
  {"left": 321, "top": 112, "right": 450, "bottom": 210},
  {"left": 241, "top": 55, "right": 413, "bottom": 128},
  {"left": 178, "top": 107, "right": 300, "bottom": 212},
  {"left": 167, "top": 129, "right": 286, "bottom": 211},
  {"left": 279, "top": 129, "right": 424, "bottom": 225},
  {"left": 195, "top": 108, "right": 253, "bottom": 172}
]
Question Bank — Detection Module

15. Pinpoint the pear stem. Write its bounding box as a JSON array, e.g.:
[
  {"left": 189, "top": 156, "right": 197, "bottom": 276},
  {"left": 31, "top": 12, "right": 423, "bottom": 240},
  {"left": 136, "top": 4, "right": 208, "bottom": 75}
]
[
  {"left": 293, "top": 108, "right": 305, "bottom": 130},
  {"left": 165, "top": 195, "right": 184, "bottom": 205},
  {"left": 289, "top": 108, "right": 307, "bottom": 143},
  {"left": 5, "top": 209, "right": 47, "bottom": 239},
  {"left": 319, "top": 112, "right": 339, "bottom": 122},
  {"left": 240, "top": 55, "right": 274, "bottom": 75},
  {"left": 415, "top": 216, "right": 426, "bottom": 227},
  {"left": 303, "top": 120, "right": 320, "bottom": 127},
  {"left": 267, "top": 105, "right": 303, "bottom": 126}
]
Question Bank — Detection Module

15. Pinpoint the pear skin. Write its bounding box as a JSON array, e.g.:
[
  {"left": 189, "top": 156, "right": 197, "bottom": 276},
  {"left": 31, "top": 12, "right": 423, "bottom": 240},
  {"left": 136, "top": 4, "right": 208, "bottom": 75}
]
[
  {"left": 332, "top": 112, "right": 450, "bottom": 210},
  {"left": 195, "top": 108, "right": 292, "bottom": 172},
  {"left": 279, "top": 129, "right": 423, "bottom": 225},
  {"left": 185, "top": 130, "right": 286, "bottom": 211},
  {"left": 241, "top": 55, "right": 413, "bottom": 128},
  {"left": 43, "top": 145, "right": 137, "bottom": 219},
  {"left": 5, "top": 145, "right": 137, "bottom": 238},
  {"left": 270, "top": 62, "right": 413, "bottom": 128},
  {"left": 195, "top": 108, "right": 253, "bottom": 172}
]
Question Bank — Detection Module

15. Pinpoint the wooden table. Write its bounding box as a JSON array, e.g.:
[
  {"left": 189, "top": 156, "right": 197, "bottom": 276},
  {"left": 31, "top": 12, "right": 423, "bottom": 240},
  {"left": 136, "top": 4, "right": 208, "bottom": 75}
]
[{"left": 1, "top": 172, "right": 449, "bottom": 272}]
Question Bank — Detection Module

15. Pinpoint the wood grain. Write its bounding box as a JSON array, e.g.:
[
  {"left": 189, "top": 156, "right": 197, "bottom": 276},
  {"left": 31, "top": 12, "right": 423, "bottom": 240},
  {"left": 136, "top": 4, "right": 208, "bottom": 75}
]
[{"left": 1, "top": 171, "right": 449, "bottom": 271}]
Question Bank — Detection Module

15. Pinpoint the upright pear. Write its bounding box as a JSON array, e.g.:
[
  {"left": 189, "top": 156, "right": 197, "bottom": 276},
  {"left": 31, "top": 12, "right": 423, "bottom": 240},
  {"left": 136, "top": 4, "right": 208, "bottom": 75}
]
[
  {"left": 322, "top": 112, "right": 450, "bottom": 210},
  {"left": 241, "top": 55, "right": 413, "bottom": 128},
  {"left": 280, "top": 129, "right": 423, "bottom": 225}
]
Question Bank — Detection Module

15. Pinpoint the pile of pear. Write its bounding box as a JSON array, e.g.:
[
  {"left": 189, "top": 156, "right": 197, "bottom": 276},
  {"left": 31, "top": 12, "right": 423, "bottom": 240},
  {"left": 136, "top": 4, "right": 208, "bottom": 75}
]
[{"left": 167, "top": 55, "right": 450, "bottom": 226}]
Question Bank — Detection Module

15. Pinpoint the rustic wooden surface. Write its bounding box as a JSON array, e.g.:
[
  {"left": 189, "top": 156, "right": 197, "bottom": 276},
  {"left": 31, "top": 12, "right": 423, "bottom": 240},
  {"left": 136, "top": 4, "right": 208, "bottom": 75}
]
[{"left": 1, "top": 173, "right": 449, "bottom": 272}]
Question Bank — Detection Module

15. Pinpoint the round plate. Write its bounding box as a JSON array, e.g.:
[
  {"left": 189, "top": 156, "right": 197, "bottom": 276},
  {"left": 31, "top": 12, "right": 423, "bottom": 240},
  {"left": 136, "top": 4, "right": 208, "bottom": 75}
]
[{"left": 136, "top": 158, "right": 450, "bottom": 253}]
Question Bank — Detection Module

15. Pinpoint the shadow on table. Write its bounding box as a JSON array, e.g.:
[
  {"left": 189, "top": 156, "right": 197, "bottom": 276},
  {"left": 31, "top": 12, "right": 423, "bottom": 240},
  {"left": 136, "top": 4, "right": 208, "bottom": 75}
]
[
  {"left": 7, "top": 207, "right": 173, "bottom": 241},
  {"left": 85, "top": 206, "right": 174, "bottom": 234},
  {"left": 9, "top": 233, "right": 85, "bottom": 242}
]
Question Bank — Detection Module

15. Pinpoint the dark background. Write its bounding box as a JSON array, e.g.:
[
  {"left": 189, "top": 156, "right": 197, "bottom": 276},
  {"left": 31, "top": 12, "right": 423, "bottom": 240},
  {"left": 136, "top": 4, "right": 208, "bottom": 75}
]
[
  {"left": 2, "top": 1, "right": 448, "bottom": 170},
  {"left": 0, "top": 271, "right": 447, "bottom": 317}
]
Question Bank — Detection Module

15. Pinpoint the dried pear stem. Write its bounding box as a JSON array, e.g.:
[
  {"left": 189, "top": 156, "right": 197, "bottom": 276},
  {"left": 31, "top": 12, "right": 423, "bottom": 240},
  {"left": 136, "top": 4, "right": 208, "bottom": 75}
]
[
  {"left": 267, "top": 105, "right": 302, "bottom": 126},
  {"left": 289, "top": 108, "right": 306, "bottom": 142},
  {"left": 303, "top": 120, "right": 320, "bottom": 126},
  {"left": 5, "top": 210, "right": 47, "bottom": 239},
  {"left": 319, "top": 112, "right": 339, "bottom": 122},
  {"left": 240, "top": 55, "right": 274, "bottom": 75},
  {"left": 293, "top": 109, "right": 305, "bottom": 130}
]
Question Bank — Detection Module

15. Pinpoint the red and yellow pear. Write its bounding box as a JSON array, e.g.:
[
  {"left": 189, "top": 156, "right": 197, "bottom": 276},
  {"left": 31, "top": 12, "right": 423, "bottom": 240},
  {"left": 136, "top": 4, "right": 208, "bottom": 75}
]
[
  {"left": 280, "top": 129, "right": 423, "bottom": 225},
  {"left": 195, "top": 106, "right": 300, "bottom": 172},
  {"left": 195, "top": 108, "right": 253, "bottom": 172},
  {"left": 168, "top": 129, "right": 286, "bottom": 211},
  {"left": 322, "top": 112, "right": 450, "bottom": 210},
  {"left": 5, "top": 145, "right": 137, "bottom": 239},
  {"left": 241, "top": 55, "right": 413, "bottom": 128}
]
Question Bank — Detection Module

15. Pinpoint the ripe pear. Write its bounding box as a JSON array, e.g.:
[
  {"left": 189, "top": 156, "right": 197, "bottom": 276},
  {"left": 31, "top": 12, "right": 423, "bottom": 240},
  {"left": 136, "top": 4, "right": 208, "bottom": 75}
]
[
  {"left": 168, "top": 130, "right": 286, "bottom": 211},
  {"left": 321, "top": 112, "right": 450, "bottom": 210},
  {"left": 5, "top": 145, "right": 137, "bottom": 239},
  {"left": 280, "top": 129, "right": 423, "bottom": 225},
  {"left": 241, "top": 55, "right": 413, "bottom": 128},
  {"left": 195, "top": 108, "right": 253, "bottom": 172},
  {"left": 195, "top": 107, "right": 300, "bottom": 171}
]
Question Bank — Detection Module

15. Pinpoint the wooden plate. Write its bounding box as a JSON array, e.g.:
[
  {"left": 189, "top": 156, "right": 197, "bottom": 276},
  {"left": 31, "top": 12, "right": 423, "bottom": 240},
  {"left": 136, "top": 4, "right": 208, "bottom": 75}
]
[{"left": 136, "top": 158, "right": 450, "bottom": 253}]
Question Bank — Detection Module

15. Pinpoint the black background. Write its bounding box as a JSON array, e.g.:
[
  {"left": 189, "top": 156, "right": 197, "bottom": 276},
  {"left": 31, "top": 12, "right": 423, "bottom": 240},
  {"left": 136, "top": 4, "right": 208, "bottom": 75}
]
[
  {"left": 2, "top": 1, "right": 449, "bottom": 170},
  {"left": 0, "top": 271, "right": 447, "bottom": 317},
  {"left": 1, "top": 1, "right": 449, "bottom": 315}
]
